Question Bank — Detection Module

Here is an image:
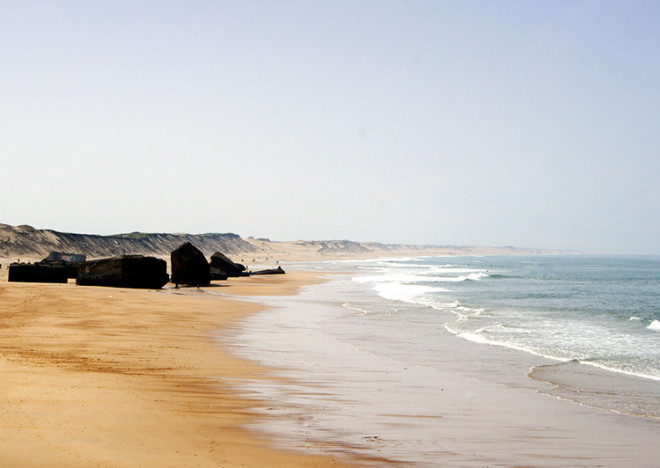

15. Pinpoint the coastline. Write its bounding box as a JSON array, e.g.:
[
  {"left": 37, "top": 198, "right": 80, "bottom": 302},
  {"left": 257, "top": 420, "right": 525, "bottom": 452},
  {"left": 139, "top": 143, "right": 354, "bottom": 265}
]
[
  {"left": 2, "top": 256, "right": 658, "bottom": 466},
  {"left": 221, "top": 262, "right": 659, "bottom": 467},
  {"left": 0, "top": 272, "right": 362, "bottom": 467}
]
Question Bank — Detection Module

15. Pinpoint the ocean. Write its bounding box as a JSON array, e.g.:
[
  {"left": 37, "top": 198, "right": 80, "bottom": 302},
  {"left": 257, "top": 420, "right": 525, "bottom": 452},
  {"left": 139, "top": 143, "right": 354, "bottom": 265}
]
[{"left": 218, "top": 255, "right": 659, "bottom": 466}]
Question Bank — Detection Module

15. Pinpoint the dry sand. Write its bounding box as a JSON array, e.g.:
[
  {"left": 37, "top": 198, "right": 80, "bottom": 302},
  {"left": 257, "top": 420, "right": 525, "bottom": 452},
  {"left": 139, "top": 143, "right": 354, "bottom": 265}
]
[
  {"left": 234, "top": 239, "right": 544, "bottom": 266},
  {"left": 0, "top": 273, "right": 361, "bottom": 467}
]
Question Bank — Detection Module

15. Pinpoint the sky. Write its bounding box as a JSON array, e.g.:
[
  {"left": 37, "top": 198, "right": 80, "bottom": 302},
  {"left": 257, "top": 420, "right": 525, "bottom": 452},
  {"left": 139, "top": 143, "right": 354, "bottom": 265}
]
[{"left": 1, "top": 1, "right": 659, "bottom": 254}]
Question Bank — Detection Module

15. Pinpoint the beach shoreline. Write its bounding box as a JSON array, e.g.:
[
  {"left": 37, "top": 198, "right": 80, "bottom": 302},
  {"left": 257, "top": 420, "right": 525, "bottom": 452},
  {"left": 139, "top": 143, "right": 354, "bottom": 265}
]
[
  {"left": 0, "top": 272, "right": 370, "bottom": 467},
  {"left": 2, "top": 258, "right": 658, "bottom": 467},
  {"left": 220, "top": 262, "right": 659, "bottom": 467}
]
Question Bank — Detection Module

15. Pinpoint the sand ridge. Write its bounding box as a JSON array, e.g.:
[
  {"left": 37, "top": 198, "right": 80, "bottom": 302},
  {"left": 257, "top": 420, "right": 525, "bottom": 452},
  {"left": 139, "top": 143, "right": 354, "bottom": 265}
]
[{"left": 0, "top": 273, "right": 358, "bottom": 467}]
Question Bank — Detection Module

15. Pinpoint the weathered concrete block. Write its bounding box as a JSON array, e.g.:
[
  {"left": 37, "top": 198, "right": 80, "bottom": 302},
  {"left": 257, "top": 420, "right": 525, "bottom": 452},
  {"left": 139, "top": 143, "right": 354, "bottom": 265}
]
[
  {"left": 39, "top": 260, "right": 79, "bottom": 279},
  {"left": 209, "top": 251, "right": 246, "bottom": 278},
  {"left": 209, "top": 267, "right": 229, "bottom": 281},
  {"left": 250, "top": 266, "right": 286, "bottom": 275},
  {"left": 77, "top": 256, "right": 169, "bottom": 289},
  {"left": 171, "top": 242, "right": 210, "bottom": 286},
  {"left": 8, "top": 263, "right": 69, "bottom": 283},
  {"left": 45, "top": 251, "right": 86, "bottom": 263}
]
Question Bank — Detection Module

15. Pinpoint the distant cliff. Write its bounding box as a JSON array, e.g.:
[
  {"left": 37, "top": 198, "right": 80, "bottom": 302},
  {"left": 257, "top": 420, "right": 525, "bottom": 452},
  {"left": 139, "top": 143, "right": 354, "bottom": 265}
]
[
  {"left": 0, "top": 224, "right": 258, "bottom": 259},
  {"left": 0, "top": 223, "right": 561, "bottom": 262}
]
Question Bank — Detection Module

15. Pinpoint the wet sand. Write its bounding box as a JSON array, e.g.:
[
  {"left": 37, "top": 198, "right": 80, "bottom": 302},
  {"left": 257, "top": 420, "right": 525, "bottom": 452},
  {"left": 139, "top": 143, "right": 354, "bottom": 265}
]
[{"left": 0, "top": 273, "right": 361, "bottom": 467}]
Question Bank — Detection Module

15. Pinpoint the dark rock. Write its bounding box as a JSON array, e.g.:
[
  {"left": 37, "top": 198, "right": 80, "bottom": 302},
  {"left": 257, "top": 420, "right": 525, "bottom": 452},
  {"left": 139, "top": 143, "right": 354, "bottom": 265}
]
[
  {"left": 77, "top": 255, "right": 169, "bottom": 289},
  {"left": 209, "top": 252, "right": 246, "bottom": 278},
  {"left": 171, "top": 242, "right": 210, "bottom": 286},
  {"left": 209, "top": 267, "right": 229, "bottom": 281},
  {"left": 8, "top": 262, "right": 69, "bottom": 283},
  {"left": 250, "top": 266, "right": 286, "bottom": 275}
]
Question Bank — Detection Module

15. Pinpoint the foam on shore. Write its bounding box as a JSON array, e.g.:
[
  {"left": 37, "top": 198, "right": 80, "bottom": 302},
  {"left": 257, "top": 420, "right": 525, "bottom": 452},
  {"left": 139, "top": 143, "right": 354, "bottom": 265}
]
[{"left": 220, "top": 268, "right": 659, "bottom": 467}]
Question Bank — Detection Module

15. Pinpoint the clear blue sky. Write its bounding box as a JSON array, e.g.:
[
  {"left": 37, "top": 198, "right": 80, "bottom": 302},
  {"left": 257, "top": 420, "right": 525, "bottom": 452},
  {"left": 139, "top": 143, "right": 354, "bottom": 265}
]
[{"left": 1, "top": 1, "right": 658, "bottom": 254}]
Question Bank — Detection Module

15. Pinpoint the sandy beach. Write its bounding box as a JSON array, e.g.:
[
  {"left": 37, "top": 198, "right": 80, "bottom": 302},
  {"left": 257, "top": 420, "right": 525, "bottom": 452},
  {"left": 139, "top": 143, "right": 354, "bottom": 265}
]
[
  {"left": 2, "top": 261, "right": 658, "bottom": 467},
  {"left": 0, "top": 272, "right": 361, "bottom": 467}
]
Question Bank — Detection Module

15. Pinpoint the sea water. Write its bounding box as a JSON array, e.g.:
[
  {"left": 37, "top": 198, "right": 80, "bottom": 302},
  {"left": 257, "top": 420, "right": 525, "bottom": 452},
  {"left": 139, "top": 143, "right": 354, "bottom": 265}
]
[
  {"left": 348, "top": 255, "right": 660, "bottom": 380},
  {"left": 218, "top": 255, "right": 660, "bottom": 464}
]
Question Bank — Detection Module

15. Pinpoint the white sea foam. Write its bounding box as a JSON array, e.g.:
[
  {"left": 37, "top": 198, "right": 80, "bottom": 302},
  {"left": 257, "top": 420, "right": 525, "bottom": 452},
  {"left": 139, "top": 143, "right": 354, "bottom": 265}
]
[
  {"left": 431, "top": 271, "right": 490, "bottom": 282},
  {"left": 353, "top": 269, "right": 489, "bottom": 285},
  {"left": 451, "top": 331, "right": 493, "bottom": 345},
  {"left": 444, "top": 318, "right": 660, "bottom": 382},
  {"left": 427, "top": 300, "right": 458, "bottom": 310},
  {"left": 444, "top": 324, "right": 571, "bottom": 363},
  {"left": 342, "top": 303, "right": 375, "bottom": 315},
  {"left": 647, "top": 320, "right": 660, "bottom": 330},
  {"left": 427, "top": 265, "right": 490, "bottom": 275},
  {"left": 578, "top": 359, "right": 660, "bottom": 382},
  {"left": 373, "top": 282, "right": 447, "bottom": 303},
  {"left": 353, "top": 273, "right": 452, "bottom": 285}
]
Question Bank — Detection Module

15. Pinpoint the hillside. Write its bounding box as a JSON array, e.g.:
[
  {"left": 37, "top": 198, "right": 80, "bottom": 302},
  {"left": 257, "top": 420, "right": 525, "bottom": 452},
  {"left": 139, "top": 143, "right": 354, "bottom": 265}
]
[
  {"left": 0, "top": 223, "right": 558, "bottom": 264},
  {"left": 0, "top": 224, "right": 257, "bottom": 259}
]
